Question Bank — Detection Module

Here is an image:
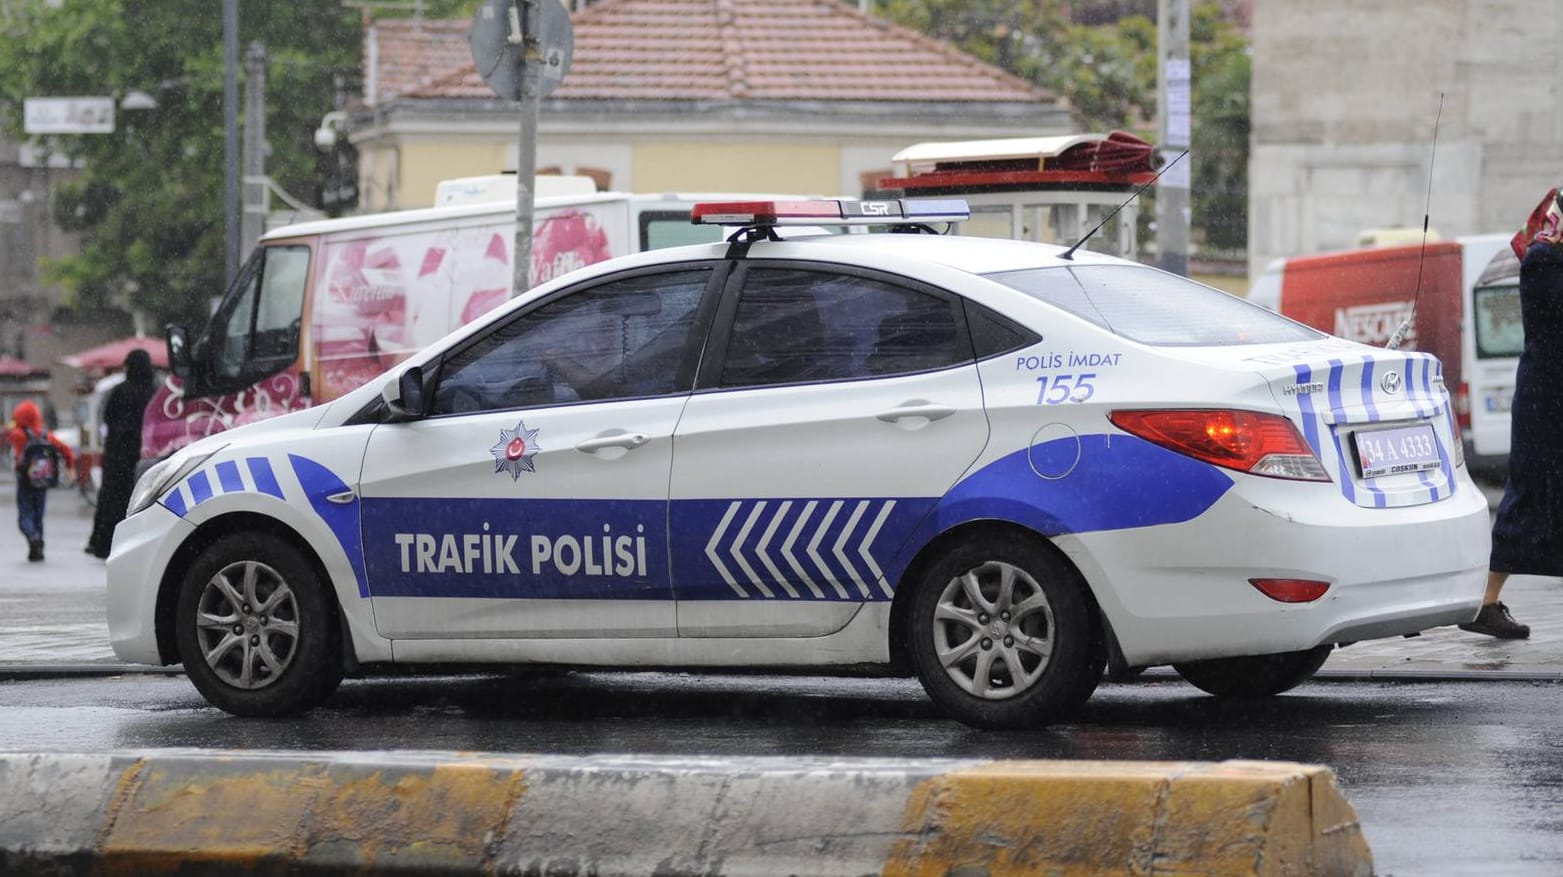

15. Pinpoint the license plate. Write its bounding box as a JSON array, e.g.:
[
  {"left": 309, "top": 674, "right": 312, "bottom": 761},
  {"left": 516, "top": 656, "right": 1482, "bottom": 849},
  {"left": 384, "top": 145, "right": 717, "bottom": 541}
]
[{"left": 1352, "top": 423, "right": 1442, "bottom": 478}]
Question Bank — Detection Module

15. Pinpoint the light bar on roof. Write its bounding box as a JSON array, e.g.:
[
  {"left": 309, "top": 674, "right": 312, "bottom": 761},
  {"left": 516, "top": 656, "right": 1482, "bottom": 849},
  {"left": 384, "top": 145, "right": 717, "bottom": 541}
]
[{"left": 690, "top": 198, "right": 969, "bottom": 227}]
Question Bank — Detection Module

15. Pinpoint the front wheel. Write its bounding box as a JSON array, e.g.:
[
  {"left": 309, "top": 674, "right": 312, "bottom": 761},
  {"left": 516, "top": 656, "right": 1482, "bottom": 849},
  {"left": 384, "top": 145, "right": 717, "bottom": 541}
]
[
  {"left": 174, "top": 532, "right": 343, "bottom": 716},
  {"left": 1172, "top": 644, "right": 1333, "bottom": 698},
  {"left": 906, "top": 533, "right": 1101, "bottom": 730}
]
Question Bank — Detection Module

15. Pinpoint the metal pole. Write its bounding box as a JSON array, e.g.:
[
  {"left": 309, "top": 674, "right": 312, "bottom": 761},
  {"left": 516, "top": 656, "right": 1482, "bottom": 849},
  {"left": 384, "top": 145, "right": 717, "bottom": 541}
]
[
  {"left": 223, "top": 0, "right": 239, "bottom": 287},
  {"left": 510, "top": 0, "right": 540, "bottom": 299},
  {"left": 1156, "top": 0, "right": 1190, "bottom": 276},
  {"left": 241, "top": 42, "right": 267, "bottom": 262}
]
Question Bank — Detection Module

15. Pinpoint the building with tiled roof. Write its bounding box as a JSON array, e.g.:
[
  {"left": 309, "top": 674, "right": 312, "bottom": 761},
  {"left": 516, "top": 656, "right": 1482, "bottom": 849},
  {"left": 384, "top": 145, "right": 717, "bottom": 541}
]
[{"left": 350, "top": 0, "right": 1070, "bottom": 208}]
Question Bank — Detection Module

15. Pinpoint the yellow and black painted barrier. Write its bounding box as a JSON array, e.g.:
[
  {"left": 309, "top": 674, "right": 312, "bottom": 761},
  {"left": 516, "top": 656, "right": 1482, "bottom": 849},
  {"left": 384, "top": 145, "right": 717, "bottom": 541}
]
[{"left": 0, "top": 751, "right": 1373, "bottom": 875}]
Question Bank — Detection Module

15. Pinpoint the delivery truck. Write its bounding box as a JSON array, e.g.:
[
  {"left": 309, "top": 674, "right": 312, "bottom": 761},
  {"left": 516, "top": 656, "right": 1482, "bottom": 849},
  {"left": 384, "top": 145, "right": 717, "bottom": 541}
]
[
  {"left": 146, "top": 183, "right": 750, "bottom": 459},
  {"left": 1247, "top": 233, "right": 1517, "bottom": 478}
]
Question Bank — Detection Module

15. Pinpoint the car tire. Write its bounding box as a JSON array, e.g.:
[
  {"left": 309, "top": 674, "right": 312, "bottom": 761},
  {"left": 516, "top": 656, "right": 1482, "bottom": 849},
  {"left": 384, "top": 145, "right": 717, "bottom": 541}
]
[
  {"left": 907, "top": 533, "right": 1100, "bottom": 729},
  {"left": 1172, "top": 644, "right": 1333, "bottom": 698},
  {"left": 174, "top": 532, "right": 343, "bottom": 716}
]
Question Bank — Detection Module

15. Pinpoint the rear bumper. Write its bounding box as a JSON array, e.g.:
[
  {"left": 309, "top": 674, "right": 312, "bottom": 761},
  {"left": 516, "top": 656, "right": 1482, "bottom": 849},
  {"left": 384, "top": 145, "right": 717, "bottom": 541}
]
[{"left": 1062, "top": 471, "right": 1491, "bottom": 666}]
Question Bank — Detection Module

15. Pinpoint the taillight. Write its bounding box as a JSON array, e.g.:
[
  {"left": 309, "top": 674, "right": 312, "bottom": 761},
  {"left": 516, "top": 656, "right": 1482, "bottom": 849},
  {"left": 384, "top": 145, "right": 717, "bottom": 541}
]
[
  {"left": 1455, "top": 382, "right": 1471, "bottom": 431},
  {"left": 1250, "top": 578, "right": 1331, "bottom": 603},
  {"left": 1108, "top": 408, "right": 1331, "bottom": 481}
]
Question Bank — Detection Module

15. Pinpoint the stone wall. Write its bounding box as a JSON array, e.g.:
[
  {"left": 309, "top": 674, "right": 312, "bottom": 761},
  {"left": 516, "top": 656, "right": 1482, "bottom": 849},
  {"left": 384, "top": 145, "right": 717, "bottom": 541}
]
[{"left": 1249, "top": 0, "right": 1563, "bottom": 279}]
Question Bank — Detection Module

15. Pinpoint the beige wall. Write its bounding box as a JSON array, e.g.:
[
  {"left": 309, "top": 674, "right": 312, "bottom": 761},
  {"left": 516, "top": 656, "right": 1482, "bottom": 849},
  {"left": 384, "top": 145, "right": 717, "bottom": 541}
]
[
  {"left": 398, "top": 141, "right": 511, "bottom": 207},
  {"left": 365, "top": 139, "right": 851, "bottom": 209},
  {"left": 632, "top": 143, "right": 842, "bottom": 196}
]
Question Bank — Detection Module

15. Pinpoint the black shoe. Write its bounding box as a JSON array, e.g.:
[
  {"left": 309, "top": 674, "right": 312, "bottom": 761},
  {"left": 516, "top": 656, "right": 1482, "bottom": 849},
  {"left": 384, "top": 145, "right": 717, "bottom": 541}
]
[
  {"left": 26, "top": 539, "right": 43, "bottom": 562},
  {"left": 1459, "top": 601, "right": 1530, "bottom": 639}
]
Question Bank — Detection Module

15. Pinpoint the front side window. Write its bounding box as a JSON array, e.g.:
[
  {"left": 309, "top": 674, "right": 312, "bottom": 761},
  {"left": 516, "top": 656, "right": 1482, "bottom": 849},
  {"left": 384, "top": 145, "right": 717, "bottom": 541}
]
[
  {"left": 988, "top": 264, "right": 1323, "bottom": 346},
  {"left": 209, "top": 245, "right": 311, "bottom": 385},
  {"left": 719, "top": 267, "right": 968, "bottom": 388},
  {"left": 430, "top": 267, "right": 712, "bottom": 415},
  {"left": 1474, "top": 283, "right": 1523, "bottom": 358}
]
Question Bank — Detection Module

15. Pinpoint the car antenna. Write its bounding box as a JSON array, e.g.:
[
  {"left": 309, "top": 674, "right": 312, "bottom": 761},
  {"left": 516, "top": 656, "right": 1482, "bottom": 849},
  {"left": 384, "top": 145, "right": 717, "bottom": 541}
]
[
  {"left": 1060, "top": 148, "right": 1188, "bottom": 261},
  {"left": 1388, "top": 91, "right": 1444, "bottom": 351}
]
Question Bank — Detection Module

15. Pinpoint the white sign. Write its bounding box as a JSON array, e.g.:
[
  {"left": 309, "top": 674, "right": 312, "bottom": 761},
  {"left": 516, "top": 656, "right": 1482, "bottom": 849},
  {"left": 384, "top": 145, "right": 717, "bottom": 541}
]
[
  {"left": 1157, "top": 149, "right": 1190, "bottom": 190},
  {"left": 24, "top": 97, "right": 115, "bottom": 134}
]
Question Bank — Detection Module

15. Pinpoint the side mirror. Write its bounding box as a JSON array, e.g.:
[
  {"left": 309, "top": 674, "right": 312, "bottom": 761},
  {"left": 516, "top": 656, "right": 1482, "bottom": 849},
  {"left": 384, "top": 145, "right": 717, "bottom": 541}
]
[
  {"left": 383, "top": 365, "right": 426, "bottom": 422},
  {"left": 165, "top": 324, "right": 192, "bottom": 380}
]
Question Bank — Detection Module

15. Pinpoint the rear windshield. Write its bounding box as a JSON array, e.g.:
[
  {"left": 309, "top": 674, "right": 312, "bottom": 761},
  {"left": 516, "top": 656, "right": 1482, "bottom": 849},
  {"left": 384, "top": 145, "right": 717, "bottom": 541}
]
[
  {"left": 1473, "top": 282, "right": 1522, "bottom": 359},
  {"left": 987, "top": 264, "right": 1323, "bottom": 346}
]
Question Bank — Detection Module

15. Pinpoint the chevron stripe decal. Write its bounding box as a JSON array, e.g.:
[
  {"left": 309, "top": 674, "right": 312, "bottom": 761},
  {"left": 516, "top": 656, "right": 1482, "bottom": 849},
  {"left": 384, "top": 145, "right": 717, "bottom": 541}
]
[{"left": 700, "top": 499, "right": 899, "bottom": 599}]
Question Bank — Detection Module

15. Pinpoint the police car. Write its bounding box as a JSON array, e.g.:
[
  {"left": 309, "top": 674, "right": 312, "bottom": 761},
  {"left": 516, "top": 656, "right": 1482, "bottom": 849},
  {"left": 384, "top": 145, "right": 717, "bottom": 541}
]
[{"left": 106, "top": 199, "right": 1491, "bottom": 728}]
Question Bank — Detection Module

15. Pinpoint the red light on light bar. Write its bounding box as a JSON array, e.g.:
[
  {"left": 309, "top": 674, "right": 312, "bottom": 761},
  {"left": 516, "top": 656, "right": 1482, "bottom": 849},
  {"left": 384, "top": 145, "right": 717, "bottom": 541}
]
[
  {"left": 691, "top": 198, "right": 970, "bottom": 227},
  {"left": 691, "top": 200, "right": 843, "bottom": 225},
  {"left": 1249, "top": 578, "right": 1331, "bottom": 603}
]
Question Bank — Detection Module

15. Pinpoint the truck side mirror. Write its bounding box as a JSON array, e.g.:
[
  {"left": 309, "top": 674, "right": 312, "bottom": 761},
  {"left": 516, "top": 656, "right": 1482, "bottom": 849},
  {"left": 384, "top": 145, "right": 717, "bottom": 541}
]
[
  {"left": 165, "top": 325, "right": 192, "bottom": 380},
  {"left": 383, "top": 365, "right": 426, "bottom": 422}
]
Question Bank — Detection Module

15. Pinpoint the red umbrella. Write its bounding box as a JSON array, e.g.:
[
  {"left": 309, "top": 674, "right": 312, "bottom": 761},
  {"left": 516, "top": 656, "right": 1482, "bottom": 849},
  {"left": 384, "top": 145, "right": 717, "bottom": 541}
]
[
  {"left": 60, "top": 336, "right": 168, "bottom": 371},
  {"left": 0, "top": 356, "right": 47, "bottom": 376}
]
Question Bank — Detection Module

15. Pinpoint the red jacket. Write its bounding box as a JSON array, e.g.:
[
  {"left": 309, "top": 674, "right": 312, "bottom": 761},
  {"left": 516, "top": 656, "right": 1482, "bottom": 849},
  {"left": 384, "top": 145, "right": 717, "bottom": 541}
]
[{"left": 7, "top": 400, "right": 75, "bottom": 469}]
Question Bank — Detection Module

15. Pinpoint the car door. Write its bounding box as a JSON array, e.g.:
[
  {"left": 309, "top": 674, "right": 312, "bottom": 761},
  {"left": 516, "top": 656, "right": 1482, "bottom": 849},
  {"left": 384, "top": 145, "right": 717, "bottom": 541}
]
[
  {"left": 358, "top": 263, "right": 722, "bottom": 639},
  {"left": 668, "top": 262, "right": 990, "bottom": 637}
]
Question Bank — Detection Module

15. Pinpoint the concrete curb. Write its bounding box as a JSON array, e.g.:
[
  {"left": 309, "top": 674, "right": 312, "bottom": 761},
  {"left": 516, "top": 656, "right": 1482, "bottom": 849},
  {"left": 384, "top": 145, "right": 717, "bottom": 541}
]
[
  {"left": 0, "top": 663, "right": 185, "bottom": 682},
  {"left": 0, "top": 751, "right": 1373, "bottom": 876}
]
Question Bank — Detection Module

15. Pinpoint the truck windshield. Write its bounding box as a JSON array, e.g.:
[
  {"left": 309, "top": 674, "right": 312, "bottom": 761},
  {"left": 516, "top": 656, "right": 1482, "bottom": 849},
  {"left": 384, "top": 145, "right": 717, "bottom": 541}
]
[
  {"left": 986, "top": 264, "right": 1322, "bottom": 346},
  {"left": 209, "top": 245, "right": 311, "bottom": 386},
  {"left": 1473, "top": 282, "right": 1522, "bottom": 359}
]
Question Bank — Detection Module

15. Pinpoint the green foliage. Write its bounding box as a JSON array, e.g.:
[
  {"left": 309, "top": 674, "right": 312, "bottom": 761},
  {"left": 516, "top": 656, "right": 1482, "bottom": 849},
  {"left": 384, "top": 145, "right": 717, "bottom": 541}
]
[
  {"left": 1189, "top": 1, "right": 1248, "bottom": 251},
  {"left": 0, "top": 0, "right": 363, "bottom": 328}
]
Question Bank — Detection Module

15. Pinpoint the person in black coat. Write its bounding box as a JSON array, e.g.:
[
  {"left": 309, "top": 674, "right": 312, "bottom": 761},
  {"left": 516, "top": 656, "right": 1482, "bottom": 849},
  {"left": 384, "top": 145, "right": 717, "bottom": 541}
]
[
  {"left": 85, "top": 349, "right": 158, "bottom": 559},
  {"left": 1466, "top": 223, "right": 1563, "bottom": 638}
]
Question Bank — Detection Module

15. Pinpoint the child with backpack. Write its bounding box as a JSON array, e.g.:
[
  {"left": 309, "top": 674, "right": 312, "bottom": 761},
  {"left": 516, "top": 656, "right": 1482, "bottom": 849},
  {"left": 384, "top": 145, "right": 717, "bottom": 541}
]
[{"left": 7, "top": 400, "right": 75, "bottom": 562}]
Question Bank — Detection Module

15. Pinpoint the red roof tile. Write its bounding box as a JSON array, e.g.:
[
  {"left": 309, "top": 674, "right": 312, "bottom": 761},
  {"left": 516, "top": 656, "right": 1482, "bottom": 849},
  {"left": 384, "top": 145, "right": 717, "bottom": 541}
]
[
  {"left": 367, "top": 17, "right": 473, "bottom": 101},
  {"left": 374, "top": 0, "right": 1052, "bottom": 104}
]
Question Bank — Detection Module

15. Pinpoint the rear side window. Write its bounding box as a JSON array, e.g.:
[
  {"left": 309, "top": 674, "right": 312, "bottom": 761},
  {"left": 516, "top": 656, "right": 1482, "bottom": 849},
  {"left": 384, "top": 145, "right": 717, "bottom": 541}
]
[
  {"left": 1473, "top": 283, "right": 1523, "bottom": 358},
  {"left": 719, "top": 268, "right": 968, "bottom": 388},
  {"left": 988, "top": 264, "right": 1322, "bottom": 346}
]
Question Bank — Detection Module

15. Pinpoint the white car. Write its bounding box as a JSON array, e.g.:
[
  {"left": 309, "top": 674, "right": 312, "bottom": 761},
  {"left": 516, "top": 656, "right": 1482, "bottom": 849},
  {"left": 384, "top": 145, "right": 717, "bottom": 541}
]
[{"left": 107, "top": 199, "right": 1490, "bottom": 728}]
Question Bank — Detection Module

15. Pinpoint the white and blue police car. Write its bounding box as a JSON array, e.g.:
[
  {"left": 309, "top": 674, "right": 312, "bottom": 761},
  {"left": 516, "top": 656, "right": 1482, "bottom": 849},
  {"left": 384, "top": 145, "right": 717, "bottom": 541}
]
[{"left": 107, "top": 198, "right": 1491, "bottom": 728}]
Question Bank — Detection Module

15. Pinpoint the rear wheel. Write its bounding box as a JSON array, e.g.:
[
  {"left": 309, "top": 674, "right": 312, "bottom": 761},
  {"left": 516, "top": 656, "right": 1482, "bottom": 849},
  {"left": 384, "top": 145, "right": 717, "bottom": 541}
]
[
  {"left": 907, "top": 533, "right": 1100, "bottom": 729},
  {"left": 1172, "top": 644, "right": 1333, "bottom": 698},
  {"left": 174, "top": 532, "right": 343, "bottom": 716}
]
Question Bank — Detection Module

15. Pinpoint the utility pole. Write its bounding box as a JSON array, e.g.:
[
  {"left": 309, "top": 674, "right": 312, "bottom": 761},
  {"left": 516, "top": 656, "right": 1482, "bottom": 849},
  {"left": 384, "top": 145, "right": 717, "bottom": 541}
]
[
  {"left": 1156, "top": 0, "right": 1190, "bottom": 276},
  {"left": 223, "top": 0, "right": 239, "bottom": 287},
  {"left": 511, "top": 0, "right": 541, "bottom": 298},
  {"left": 241, "top": 42, "right": 267, "bottom": 264}
]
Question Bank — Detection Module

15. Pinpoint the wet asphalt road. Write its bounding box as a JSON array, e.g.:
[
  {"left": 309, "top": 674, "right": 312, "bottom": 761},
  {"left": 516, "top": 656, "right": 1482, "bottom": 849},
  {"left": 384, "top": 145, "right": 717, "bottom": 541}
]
[{"left": 2, "top": 671, "right": 1562, "bottom": 876}]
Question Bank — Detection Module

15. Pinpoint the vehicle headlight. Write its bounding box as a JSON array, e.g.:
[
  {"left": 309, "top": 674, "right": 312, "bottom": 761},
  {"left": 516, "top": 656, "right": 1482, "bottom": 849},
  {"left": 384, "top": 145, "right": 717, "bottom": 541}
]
[{"left": 127, "top": 445, "right": 225, "bottom": 517}]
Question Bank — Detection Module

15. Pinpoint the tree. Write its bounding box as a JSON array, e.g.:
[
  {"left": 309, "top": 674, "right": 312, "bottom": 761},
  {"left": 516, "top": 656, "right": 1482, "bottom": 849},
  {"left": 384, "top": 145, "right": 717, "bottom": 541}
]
[{"left": 0, "top": 0, "right": 362, "bottom": 329}]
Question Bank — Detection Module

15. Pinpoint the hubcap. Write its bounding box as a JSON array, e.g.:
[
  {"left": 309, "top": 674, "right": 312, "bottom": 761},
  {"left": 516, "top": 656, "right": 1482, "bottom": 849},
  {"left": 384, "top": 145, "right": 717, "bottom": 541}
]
[
  {"left": 193, "top": 560, "right": 300, "bottom": 690},
  {"left": 931, "top": 560, "right": 1056, "bottom": 700}
]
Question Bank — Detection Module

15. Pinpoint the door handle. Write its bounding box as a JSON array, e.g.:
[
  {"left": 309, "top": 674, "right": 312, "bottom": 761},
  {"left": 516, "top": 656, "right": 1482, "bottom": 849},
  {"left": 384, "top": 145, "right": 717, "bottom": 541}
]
[
  {"left": 875, "top": 402, "right": 958, "bottom": 424},
  {"left": 575, "top": 432, "right": 650, "bottom": 453}
]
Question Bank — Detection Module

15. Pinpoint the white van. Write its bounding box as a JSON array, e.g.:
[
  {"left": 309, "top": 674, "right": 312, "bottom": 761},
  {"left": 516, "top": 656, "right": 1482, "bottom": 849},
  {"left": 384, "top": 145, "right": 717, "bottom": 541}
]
[
  {"left": 147, "top": 183, "right": 804, "bottom": 458},
  {"left": 1463, "top": 235, "right": 1522, "bottom": 473}
]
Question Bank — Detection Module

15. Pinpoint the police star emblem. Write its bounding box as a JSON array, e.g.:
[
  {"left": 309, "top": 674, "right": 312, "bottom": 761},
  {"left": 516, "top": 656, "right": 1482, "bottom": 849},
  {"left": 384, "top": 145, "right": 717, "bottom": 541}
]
[{"left": 491, "top": 420, "right": 541, "bottom": 480}]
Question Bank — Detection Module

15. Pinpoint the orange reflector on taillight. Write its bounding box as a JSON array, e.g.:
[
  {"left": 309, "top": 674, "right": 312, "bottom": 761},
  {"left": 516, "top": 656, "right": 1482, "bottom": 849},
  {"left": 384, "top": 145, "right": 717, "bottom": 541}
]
[{"left": 1249, "top": 578, "right": 1331, "bottom": 603}]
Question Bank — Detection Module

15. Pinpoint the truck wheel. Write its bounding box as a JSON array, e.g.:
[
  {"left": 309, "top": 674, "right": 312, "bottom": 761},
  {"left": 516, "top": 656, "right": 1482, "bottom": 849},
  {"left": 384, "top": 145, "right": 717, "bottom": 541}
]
[
  {"left": 174, "top": 532, "right": 343, "bottom": 716},
  {"left": 907, "top": 533, "right": 1100, "bottom": 729},
  {"left": 1172, "top": 644, "right": 1333, "bottom": 698}
]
